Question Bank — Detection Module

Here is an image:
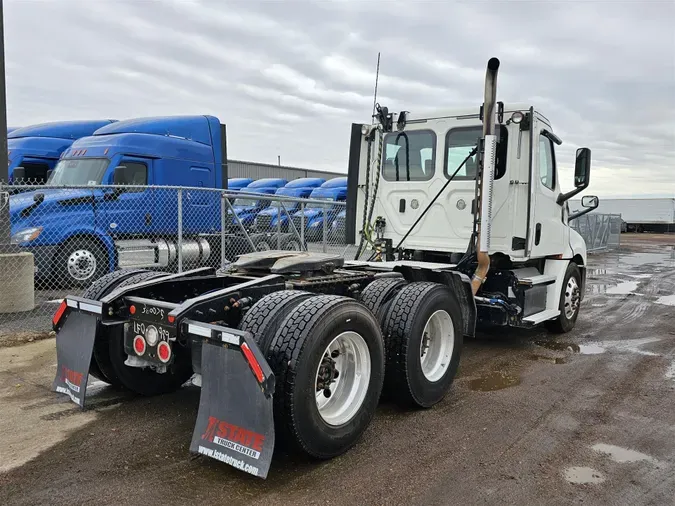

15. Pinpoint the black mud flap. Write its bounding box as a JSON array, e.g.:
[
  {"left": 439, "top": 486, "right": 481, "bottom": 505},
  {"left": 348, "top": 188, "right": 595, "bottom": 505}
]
[
  {"left": 185, "top": 320, "right": 275, "bottom": 479},
  {"left": 51, "top": 297, "right": 103, "bottom": 409}
]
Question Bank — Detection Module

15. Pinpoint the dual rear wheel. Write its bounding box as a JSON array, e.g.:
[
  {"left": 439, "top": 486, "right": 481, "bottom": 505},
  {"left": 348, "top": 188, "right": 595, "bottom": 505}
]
[{"left": 240, "top": 279, "right": 463, "bottom": 458}]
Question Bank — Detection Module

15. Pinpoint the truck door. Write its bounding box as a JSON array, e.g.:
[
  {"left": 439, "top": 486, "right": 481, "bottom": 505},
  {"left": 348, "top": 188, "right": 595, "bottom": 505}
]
[
  {"left": 97, "top": 157, "right": 157, "bottom": 239},
  {"left": 527, "top": 117, "right": 567, "bottom": 257}
]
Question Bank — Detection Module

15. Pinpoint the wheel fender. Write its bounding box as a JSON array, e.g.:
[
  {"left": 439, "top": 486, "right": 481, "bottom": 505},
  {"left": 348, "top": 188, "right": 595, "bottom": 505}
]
[
  {"left": 59, "top": 227, "right": 115, "bottom": 273},
  {"left": 566, "top": 229, "right": 587, "bottom": 264},
  {"left": 543, "top": 259, "right": 573, "bottom": 312}
]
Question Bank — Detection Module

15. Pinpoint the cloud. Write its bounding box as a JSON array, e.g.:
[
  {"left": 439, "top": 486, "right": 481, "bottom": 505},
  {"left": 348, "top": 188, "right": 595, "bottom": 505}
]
[{"left": 3, "top": 0, "right": 674, "bottom": 196}]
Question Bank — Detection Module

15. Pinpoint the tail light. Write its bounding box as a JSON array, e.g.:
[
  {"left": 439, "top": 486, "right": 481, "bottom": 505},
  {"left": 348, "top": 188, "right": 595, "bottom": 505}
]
[
  {"left": 157, "top": 341, "right": 171, "bottom": 363},
  {"left": 133, "top": 335, "right": 146, "bottom": 356}
]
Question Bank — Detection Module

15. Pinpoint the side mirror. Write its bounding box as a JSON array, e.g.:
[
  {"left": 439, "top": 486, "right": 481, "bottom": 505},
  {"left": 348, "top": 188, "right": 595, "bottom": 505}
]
[
  {"left": 12, "top": 167, "right": 26, "bottom": 183},
  {"left": 556, "top": 147, "right": 592, "bottom": 204},
  {"left": 574, "top": 147, "right": 591, "bottom": 188},
  {"left": 569, "top": 194, "right": 599, "bottom": 221},
  {"left": 581, "top": 195, "right": 598, "bottom": 208}
]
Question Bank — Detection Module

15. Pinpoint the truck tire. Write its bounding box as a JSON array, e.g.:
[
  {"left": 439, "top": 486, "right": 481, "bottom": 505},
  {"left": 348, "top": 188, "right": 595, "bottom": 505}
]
[
  {"left": 279, "top": 233, "right": 305, "bottom": 251},
  {"left": 94, "top": 271, "right": 191, "bottom": 396},
  {"left": 545, "top": 262, "right": 582, "bottom": 334},
  {"left": 238, "top": 290, "right": 314, "bottom": 353},
  {"left": 381, "top": 282, "right": 463, "bottom": 409},
  {"left": 81, "top": 268, "right": 150, "bottom": 385},
  {"left": 249, "top": 233, "right": 272, "bottom": 252},
  {"left": 57, "top": 236, "right": 109, "bottom": 288},
  {"left": 267, "top": 295, "right": 385, "bottom": 459},
  {"left": 358, "top": 277, "right": 407, "bottom": 326}
]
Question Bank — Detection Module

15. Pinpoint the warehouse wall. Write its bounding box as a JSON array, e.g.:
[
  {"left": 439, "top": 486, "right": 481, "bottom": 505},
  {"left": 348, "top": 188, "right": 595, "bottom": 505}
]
[{"left": 228, "top": 159, "right": 345, "bottom": 181}]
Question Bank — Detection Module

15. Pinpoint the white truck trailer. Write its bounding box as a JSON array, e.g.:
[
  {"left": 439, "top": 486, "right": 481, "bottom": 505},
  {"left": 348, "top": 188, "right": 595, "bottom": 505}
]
[{"left": 571, "top": 197, "right": 674, "bottom": 233}]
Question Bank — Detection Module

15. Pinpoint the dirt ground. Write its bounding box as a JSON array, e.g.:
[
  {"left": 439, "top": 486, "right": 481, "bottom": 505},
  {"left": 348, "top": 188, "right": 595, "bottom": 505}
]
[{"left": 1, "top": 234, "right": 674, "bottom": 506}]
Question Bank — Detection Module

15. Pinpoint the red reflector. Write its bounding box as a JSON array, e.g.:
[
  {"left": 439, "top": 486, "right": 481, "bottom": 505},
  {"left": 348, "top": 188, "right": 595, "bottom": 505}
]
[
  {"left": 52, "top": 300, "right": 67, "bottom": 326},
  {"left": 240, "top": 342, "right": 264, "bottom": 383},
  {"left": 157, "top": 341, "right": 171, "bottom": 363},
  {"left": 129, "top": 305, "right": 136, "bottom": 315},
  {"left": 133, "top": 335, "right": 146, "bottom": 355},
  {"left": 168, "top": 315, "right": 175, "bottom": 323}
]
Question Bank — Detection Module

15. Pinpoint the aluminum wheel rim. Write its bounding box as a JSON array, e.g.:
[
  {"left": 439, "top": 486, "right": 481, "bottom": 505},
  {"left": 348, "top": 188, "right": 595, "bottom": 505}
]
[
  {"left": 564, "top": 277, "right": 580, "bottom": 319},
  {"left": 284, "top": 240, "right": 301, "bottom": 251},
  {"left": 67, "top": 249, "right": 97, "bottom": 281},
  {"left": 315, "top": 331, "right": 371, "bottom": 427},
  {"left": 420, "top": 310, "right": 454, "bottom": 382}
]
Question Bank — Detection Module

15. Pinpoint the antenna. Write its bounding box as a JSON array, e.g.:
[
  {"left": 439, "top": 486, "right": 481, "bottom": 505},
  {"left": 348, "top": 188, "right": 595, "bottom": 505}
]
[{"left": 371, "top": 52, "right": 380, "bottom": 124}]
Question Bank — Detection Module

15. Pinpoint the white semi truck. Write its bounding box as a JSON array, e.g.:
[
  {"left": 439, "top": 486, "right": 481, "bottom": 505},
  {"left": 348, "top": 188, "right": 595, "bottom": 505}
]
[{"left": 50, "top": 57, "right": 599, "bottom": 479}]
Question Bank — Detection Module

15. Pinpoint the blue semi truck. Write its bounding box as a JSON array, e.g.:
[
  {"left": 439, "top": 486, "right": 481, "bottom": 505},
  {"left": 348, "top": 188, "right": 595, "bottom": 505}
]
[
  {"left": 291, "top": 177, "right": 348, "bottom": 241},
  {"left": 7, "top": 120, "right": 117, "bottom": 184},
  {"left": 253, "top": 177, "right": 325, "bottom": 233},
  {"left": 228, "top": 178, "right": 287, "bottom": 231},
  {"left": 9, "top": 115, "right": 236, "bottom": 287}
]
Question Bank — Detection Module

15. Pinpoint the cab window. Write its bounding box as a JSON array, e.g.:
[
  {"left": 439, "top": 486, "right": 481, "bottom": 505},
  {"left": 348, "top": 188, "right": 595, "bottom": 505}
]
[
  {"left": 539, "top": 135, "right": 556, "bottom": 190},
  {"left": 444, "top": 125, "right": 508, "bottom": 180},
  {"left": 382, "top": 130, "right": 436, "bottom": 182},
  {"left": 115, "top": 162, "right": 148, "bottom": 192}
]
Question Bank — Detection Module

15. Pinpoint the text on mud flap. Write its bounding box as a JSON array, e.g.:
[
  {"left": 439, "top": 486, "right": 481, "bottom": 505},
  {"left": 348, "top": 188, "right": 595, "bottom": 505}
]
[{"left": 201, "top": 416, "right": 265, "bottom": 459}]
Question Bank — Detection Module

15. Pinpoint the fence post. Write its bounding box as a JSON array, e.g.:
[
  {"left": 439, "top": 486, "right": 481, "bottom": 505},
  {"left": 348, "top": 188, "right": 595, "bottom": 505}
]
[
  {"left": 220, "top": 192, "right": 227, "bottom": 270},
  {"left": 322, "top": 205, "right": 327, "bottom": 253},
  {"left": 177, "top": 188, "right": 183, "bottom": 273},
  {"left": 301, "top": 203, "right": 305, "bottom": 245},
  {"left": 277, "top": 201, "right": 281, "bottom": 249}
]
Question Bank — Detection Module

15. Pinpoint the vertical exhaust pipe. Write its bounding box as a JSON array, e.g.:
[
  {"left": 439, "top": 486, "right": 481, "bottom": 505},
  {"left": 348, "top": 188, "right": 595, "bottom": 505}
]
[{"left": 471, "top": 57, "right": 500, "bottom": 295}]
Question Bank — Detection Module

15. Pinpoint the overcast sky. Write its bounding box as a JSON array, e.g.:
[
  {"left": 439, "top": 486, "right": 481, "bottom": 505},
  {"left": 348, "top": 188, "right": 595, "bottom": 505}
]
[{"left": 4, "top": 0, "right": 674, "bottom": 197}]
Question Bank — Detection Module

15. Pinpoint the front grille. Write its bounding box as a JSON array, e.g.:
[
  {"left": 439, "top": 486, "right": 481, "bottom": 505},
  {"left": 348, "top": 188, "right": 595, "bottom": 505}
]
[{"left": 257, "top": 215, "right": 273, "bottom": 231}]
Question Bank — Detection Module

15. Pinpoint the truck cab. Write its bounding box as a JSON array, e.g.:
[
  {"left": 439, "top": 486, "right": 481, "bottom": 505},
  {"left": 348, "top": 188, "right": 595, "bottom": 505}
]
[
  {"left": 229, "top": 178, "right": 288, "bottom": 231},
  {"left": 8, "top": 119, "right": 117, "bottom": 185},
  {"left": 254, "top": 177, "right": 325, "bottom": 232},
  {"left": 292, "top": 177, "right": 347, "bottom": 241},
  {"left": 228, "top": 178, "right": 255, "bottom": 192},
  {"left": 9, "top": 115, "right": 228, "bottom": 287}
]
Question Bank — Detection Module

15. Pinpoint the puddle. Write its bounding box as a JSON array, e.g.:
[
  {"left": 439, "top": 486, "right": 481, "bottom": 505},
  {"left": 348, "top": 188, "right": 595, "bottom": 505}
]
[
  {"left": 563, "top": 466, "right": 605, "bottom": 484},
  {"left": 665, "top": 361, "right": 675, "bottom": 381},
  {"left": 528, "top": 354, "right": 567, "bottom": 365},
  {"left": 655, "top": 295, "right": 675, "bottom": 306},
  {"left": 587, "top": 268, "right": 616, "bottom": 276},
  {"left": 536, "top": 337, "right": 662, "bottom": 357},
  {"left": 628, "top": 273, "right": 652, "bottom": 279},
  {"left": 468, "top": 371, "right": 521, "bottom": 391},
  {"left": 592, "top": 443, "right": 659, "bottom": 465},
  {"left": 535, "top": 340, "right": 603, "bottom": 355},
  {"left": 606, "top": 281, "right": 639, "bottom": 295}
]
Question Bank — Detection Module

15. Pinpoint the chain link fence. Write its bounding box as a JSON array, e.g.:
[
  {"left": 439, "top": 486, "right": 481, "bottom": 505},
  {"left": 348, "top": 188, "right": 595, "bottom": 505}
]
[
  {"left": 0, "top": 182, "right": 353, "bottom": 333},
  {"left": 570, "top": 213, "right": 622, "bottom": 252}
]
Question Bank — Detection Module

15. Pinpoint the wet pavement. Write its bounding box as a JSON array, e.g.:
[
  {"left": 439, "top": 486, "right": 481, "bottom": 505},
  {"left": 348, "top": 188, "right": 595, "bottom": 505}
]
[{"left": 1, "top": 234, "right": 674, "bottom": 505}]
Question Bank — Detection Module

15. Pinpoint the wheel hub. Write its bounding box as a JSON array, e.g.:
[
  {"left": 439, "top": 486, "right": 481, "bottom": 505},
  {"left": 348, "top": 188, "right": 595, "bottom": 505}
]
[
  {"left": 419, "top": 310, "right": 454, "bottom": 382},
  {"left": 67, "top": 249, "right": 97, "bottom": 281},
  {"left": 314, "top": 331, "right": 371, "bottom": 426},
  {"left": 564, "top": 277, "right": 580, "bottom": 319}
]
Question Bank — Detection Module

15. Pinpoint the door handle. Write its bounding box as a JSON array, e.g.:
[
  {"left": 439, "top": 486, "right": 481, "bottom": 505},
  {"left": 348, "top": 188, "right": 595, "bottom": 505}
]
[
  {"left": 535, "top": 223, "right": 541, "bottom": 245},
  {"left": 145, "top": 213, "right": 152, "bottom": 225}
]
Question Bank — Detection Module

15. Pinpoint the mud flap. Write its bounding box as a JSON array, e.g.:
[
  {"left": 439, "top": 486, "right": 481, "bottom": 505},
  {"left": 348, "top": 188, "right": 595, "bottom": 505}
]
[
  {"left": 185, "top": 320, "right": 275, "bottom": 479},
  {"left": 51, "top": 297, "right": 102, "bottom": 409}
]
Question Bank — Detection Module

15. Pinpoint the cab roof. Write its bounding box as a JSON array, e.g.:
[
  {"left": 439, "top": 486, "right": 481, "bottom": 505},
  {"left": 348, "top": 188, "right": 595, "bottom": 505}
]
[
  {"left": 94, "top": 115, "right": 220, "bottom": 146},
  {"left": 320, "top": 177, "right": 348, "bottom": 188},
  {"left": 284, "top": 177, "right": 325, "bottom": 189},
  {"left": 247, "top": 178, "right": 287, "bottom": 188},
  {"left": 8, "top": 120, "right": 117, "bottom": 140}
]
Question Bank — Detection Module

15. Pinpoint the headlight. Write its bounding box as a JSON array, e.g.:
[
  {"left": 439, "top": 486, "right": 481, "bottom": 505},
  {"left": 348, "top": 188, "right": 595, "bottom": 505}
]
[
  {"left": 310, "top": 221, "right": 321, "bottom": 228},
  {"left": 11, "top": 226, "right": 43, "bottom": 244},
  {"left": 145, "top": 325, "right": 159, "bottom": 347}
]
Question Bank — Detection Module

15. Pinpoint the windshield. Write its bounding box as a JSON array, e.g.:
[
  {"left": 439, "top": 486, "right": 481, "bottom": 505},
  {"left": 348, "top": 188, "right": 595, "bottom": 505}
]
[
  {"left": 233, "top": 198, "right": 259, "bottom": 208},
  {"left": 268, "top": 200, "right": 298, "bottom": 211},
  {"left": 47, "top": 158, "right": 110, "bottom": 186}
]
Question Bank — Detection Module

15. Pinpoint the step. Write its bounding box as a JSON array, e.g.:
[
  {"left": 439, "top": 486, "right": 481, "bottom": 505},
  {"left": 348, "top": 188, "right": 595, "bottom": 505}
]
[
  {"left": 522, "top": 309, "right": 560, "bottom": 324},
  {"left": 517, "top": 274, "right": 557, "bottom": 287}
]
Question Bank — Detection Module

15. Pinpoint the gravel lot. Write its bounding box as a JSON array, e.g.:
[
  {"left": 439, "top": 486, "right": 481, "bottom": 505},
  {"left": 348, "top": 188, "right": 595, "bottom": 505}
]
[{"left": 1, "top": 234, "right": 673, "bottom": 505}]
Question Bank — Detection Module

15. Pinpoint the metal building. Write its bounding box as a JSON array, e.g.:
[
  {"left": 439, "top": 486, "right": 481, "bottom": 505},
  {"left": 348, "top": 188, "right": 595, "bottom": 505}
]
[
  {"left": 227, "top": 159, "right": 345, "bottom": 181},
  {"left": 571, "top": 197, "right": 675, "bottom": 233}
]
